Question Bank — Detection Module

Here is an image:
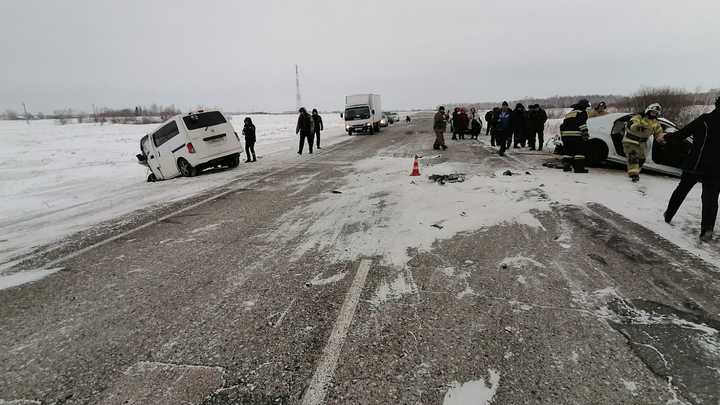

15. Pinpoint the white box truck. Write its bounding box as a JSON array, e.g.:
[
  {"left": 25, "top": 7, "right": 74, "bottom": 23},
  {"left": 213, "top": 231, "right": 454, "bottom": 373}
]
[{"left": 343, "top": 94, "right": 382, "bottom": 135}]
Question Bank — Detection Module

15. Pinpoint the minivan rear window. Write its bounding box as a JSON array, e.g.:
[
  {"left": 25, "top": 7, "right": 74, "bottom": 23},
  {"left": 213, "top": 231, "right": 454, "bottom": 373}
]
[{"left": 183, "top": 111, "right": 227, "bottom": 130}]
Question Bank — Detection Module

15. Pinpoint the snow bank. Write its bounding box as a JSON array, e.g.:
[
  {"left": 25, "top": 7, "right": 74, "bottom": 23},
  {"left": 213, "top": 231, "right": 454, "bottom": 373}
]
[{"left": 0, "top": 114, "right": 346, "bottom": 271}]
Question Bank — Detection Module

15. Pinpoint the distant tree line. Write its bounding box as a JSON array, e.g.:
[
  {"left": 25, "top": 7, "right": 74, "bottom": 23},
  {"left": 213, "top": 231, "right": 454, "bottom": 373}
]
[
  {"left": 448, "top": 87, "right": 720, "bottom": 126},
  {"left": 0, "top": 104, "right": 182, "bottom": 125}
]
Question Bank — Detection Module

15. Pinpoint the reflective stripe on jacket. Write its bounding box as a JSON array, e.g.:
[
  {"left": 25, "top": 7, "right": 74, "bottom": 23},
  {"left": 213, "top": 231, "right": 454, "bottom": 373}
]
[
  {"left": 560, "top": 110, "right": 588, "bottom": 137},
  {"left": 623, "top": 114, "right": 663, "bottom": 144}
]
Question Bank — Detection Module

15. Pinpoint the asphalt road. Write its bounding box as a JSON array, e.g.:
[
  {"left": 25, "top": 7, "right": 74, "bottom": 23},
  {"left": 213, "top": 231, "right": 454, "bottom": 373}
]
[{"left": 2, "top": 115, "right": 719, "bottom": 405}]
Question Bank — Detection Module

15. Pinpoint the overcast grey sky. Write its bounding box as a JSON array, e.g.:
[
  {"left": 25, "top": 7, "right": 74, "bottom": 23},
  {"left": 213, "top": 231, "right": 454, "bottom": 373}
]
[{"left": 1, "top": 0, "right": 718, "bottom": 113}]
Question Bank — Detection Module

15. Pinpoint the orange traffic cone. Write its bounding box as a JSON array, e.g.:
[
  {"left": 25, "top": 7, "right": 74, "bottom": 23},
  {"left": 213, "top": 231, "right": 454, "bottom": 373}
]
[{"left": 410, "top": 155, "right": 421, "bottom": 176}]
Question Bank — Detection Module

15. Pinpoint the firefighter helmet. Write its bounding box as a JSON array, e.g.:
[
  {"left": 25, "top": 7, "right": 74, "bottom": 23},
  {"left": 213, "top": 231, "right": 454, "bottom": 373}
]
[
  {"left": 645, "top": 103, "right": 662, "bottom": 118},
  {"left": 574, "top": 99, "right": 591, "bottom": 110}
]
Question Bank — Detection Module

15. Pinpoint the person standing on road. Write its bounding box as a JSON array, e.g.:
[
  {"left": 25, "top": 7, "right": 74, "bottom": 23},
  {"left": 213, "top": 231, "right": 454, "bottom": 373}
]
[
  {"left": 406, "top": 115, "right": 411, "bottom": 123},
  {"left": 242, "top": 117, "right": 257, "bottom": 162},
  {"left": 458, "top": 108, "right": 469, "bottom": 140},
  {"left": 588, "top": 101, "right": 609, "bottom": 118},
  {"left": 661, "top": 96, "right": 720, "bottom": 242},
  {"left": 311, "top": 108, "right": 324, "bottom": 149},
  {"left": 487, "top": 107, "right": 499, "bottom": 146},
  {"left": 495, "top": 102, "right": 513, "bottom": 156},
  {"left": 296, "top": 107, "right": 314, "bottom": 155},
  {"left": 559, "top": 99, "right": 591, "bottom": 173},
  {"left": 511, "top": 103, "right": 527, "bottom": 148},
  {"left": 470, "top": 108, "right": 482, "bottom": 140},
  {"left": 622, "top": 103, "right": 665, "bottom": 182},
  {"left": 527, "top": 104, "right": 548, "bottom": 151},
  {"left": 433, "top": 106, "right": 449, "bottom": 150},
  {"left": 451, "top": 108, "right": 460, "bottom": 140}
]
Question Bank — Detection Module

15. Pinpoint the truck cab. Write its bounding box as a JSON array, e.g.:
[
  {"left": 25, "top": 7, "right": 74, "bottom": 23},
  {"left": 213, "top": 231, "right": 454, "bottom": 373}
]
[{"left": 344, "top": 94, "right": 382, "bottom": 135}]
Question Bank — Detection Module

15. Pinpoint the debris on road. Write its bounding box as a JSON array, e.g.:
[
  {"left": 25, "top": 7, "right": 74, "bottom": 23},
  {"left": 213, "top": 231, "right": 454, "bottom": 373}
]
[
  {"left": 429, "top": 173, "right": 466, "bottom": 185},
  {"left": 331, "top": 190, "right": 343, "bottom": 194},
  {"left": 503, "top": 170, "right": 513, "bottom": 176},
  {"left": 431, "top": 224, "right": 444, "bottom": 230}
]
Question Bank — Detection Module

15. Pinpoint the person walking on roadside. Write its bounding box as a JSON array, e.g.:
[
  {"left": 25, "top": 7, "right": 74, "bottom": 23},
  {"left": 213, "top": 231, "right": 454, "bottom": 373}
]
[
  {"left": 661, "top": 96, "right": 720, "bottom": 242},
  {"left": 495, "top": 102, "right": 513, "bottom": 156},
  {"left": 433, "top": 106, "right": 449, "bottom": 150},
  {"left": 242, "top": 117, "right": 257, "bottom": 162},
  {"left": 527, "top": 104, "right": 548, "bottom": 151},
  {"left": 406, "top": 115, "right": 411, "bottom": 123},
  {"left": 511, "top": 103, "right": 527, "bottom": 148},
  {"left": 559, "top": 99, "right": 591, "bottom": 173},
  {"left": 588, "top": 101, "right": 609, "bottom": 118},
  {"left": 311, "top": 108, "right": 324, "bottom": 149},
  {"left": 296, "top": 107, "right": 314, "bottom": 155},
  {"left": 623, "top": 103, "right": 665, "bottom": 182}
]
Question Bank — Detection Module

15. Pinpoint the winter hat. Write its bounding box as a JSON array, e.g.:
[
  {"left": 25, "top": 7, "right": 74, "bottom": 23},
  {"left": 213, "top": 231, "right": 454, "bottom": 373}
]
[
  {"left": 502, "top": 101, "right": 509, "bottom": 107},
  {"left": 299, "top": 107, "right": 306, "bottom": 113},
  {"left": 312, "top": 108, "right": 318, "bottom": 114}
]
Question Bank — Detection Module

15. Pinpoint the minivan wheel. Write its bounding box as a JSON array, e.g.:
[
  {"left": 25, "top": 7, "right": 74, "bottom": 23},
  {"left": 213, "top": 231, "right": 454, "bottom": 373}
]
[
  {"left": 177, "top": 158, "right": 197, "bottom": 177},
  {"left": 228, "top": 154, "right": 240, "bottom": 168}
]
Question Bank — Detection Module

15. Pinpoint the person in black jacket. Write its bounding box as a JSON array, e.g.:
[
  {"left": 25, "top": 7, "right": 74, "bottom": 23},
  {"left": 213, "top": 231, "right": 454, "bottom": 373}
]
[
  {"left": 661, "top": 96, "right": 720, "bottom": 242},
  {"left": 486, "top": 107, "right": 499, "bottom": 146},
  {"left": 242, "top": 117, "right": 256, "bottom": 162},
  {"left": 296, "top": 107, "right": 314, "bottom": 155},
  {"left": 311, "top": 108, "right": 324, "bottom": 149},
  {"left": 527, "top": 104, "right": 548, "bottom": 151},
  {"left": 511, "top": 103, "right": 527, "bottom": 148}
]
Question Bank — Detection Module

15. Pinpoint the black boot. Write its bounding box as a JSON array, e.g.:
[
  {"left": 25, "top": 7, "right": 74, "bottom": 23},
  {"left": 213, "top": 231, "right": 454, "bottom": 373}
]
[
  {"left": 562, "top": 157, "right": 572, "bottom": 172},
  {"left": 573, "top": 157, "right": 588, "bottom": 173},
  {"left": 700, "top": 230, "right": 713, "bottom": 243}
]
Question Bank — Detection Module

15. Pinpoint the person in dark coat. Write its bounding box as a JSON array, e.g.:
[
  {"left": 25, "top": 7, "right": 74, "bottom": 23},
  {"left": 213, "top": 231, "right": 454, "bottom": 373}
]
[
  {"left": 296, "top": 107, "right": 314, "bottom": 155},
  {"left": 470, "top": 107, "right": 482, "bottom": 139},
  {"left": 486, "top": 107, "right": 499, "bottom": 146},
  {"left": 511, "top": 103, "right": 527, "bottom": 148},
  {"left": 451, "top": 108, "right": 460, "bottom": 140},
  {"left": 495, "top": 102, "right": 513, "bottom": 156},
  {"left": 661, "top": 96, "right": 720, "bottom": 242},
  {"left": 311, "top": 108, "right": 324, "bottom": 149},
  {"left": 527, "top": 104, "right": 548, "bottom": 151},
  {"left": 242, "top": 117, "right": 256, "bottom": 162},
  {"left": 458, "top": 108, "right": 469, "bottom": 140}
]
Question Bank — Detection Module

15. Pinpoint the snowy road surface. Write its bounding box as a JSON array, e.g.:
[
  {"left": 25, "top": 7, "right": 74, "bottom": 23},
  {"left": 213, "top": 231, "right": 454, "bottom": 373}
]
[{"left": 1, "top": 114, "right": 719, "bottom": 404}]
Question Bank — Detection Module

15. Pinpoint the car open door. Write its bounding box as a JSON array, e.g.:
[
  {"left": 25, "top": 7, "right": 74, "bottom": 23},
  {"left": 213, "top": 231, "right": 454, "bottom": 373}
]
[{"left": 650, "top": 124, "right": 691, "bottom": 172}]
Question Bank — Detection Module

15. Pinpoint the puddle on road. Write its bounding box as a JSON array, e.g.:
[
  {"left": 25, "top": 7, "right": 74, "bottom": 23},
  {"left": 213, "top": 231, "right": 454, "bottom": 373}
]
[{"left": 443, "top": 369, "right": 501, "bottom": 405}]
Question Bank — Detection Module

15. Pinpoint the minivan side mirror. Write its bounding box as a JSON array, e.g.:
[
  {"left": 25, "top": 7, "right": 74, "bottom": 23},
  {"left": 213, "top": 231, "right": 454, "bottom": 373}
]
[
  {"left": 340, "top": 113, "right": 343, "bottom": 118},
  {"left": 371, "top": 110, "right": 375, "bottom": 115}
]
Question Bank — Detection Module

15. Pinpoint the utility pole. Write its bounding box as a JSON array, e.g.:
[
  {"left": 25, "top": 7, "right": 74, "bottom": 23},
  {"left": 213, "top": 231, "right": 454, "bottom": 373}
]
[
  {"left": 22, "top": 102, "right": 29, "bottom": 124},
  {"left": 295, "top": 64, "right": 302, "bottom": 111}
]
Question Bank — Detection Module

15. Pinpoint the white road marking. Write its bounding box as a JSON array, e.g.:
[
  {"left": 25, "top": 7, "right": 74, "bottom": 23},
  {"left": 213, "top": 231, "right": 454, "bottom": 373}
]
[{"left": 301, "top": 259, "right": 372, "bottom": 405}]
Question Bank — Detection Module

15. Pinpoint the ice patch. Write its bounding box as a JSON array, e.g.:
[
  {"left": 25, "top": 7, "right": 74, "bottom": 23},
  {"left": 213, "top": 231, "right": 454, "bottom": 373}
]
[
  {"left": 500, "top": 255, "right": 545, "bottom": 269},
  {"left": 0, "top": 267, "right": 63, "bottom": 290},
  {"left": 191, "top": 223, "right": 221, "bottom": 234},
  {"left": 309, "top": 272, "right": 347, "bottom": 286},
  {"left": 456, "top": 286, "right": 477, "bottom": 299},
  {"left": 369, "top": 270, "right": 417, "bottom": 307},
  {"left": 443, "top": 369, "right": 500, "bottom": 405},
  {"left": 621, "top": 379, "right": 638, "bottom": 395}
]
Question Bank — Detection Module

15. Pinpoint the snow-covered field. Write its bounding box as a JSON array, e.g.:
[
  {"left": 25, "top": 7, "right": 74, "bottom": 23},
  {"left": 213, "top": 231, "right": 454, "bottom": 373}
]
[{"left": 0, "top": 114, "right": 346, "bottom": 271}]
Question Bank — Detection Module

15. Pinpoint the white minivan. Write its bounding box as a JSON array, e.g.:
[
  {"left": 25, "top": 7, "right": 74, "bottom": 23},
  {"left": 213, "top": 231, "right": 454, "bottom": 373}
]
[{"left": 137, "top": 110, "right": 242, "bottom": 181}]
